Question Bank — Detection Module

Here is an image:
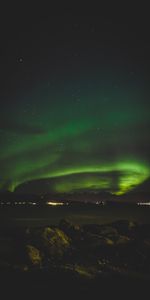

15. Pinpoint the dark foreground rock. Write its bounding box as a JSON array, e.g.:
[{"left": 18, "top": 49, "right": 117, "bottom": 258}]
[{"left": 0, "top": 219, "right": 150, "bottom": 297}]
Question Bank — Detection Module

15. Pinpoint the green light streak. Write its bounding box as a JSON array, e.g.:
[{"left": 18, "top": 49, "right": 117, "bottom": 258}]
[
  {"left": 51, "top": 161, "right": 149, "bottom": 194},
  {"left": 9, "top": 160, "right": 150, "bottom": 195},
  {"left": 0, "top": 77, "right": 150, "bottom": 197}
]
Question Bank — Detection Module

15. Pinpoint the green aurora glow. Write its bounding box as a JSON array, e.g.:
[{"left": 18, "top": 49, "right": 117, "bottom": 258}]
[
  {"left": 1, "top": 16, "right": 150, "bottom": 197},
  {"left": 0, "top": 78, "right": 150, "bottom": 196}
]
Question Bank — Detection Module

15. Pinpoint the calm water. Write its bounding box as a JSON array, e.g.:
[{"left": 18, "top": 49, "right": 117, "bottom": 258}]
[{"left": 0, "top": 204, "right": 150, "bottom": 228}]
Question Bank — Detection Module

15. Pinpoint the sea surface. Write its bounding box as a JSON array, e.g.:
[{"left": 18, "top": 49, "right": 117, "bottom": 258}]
[{"left": 0, "top": 204, "right": 150, "bottom": 228}]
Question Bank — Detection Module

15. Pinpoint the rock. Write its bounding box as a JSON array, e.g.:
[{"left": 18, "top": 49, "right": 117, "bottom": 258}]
[
  {"left": 84, "top": 233, "right": 115, "bottom": 250},
  {"left": 59, "top": 219, "right": 72, "bottom": 232},
  {"left": 26, "top": 245, "right": 42, "bottom": 267},
  {"left": 59, "top": 219, "right": 82, "bottom": 240},
  {"left": 74, "top": 265, "right": 96, "bottom": 279},
  {"left": 111, "top": 220, "right": 137, "bottom": 235},
  {"left": 115, "top": 235, "right": 131, "bottom": 245},
  {"left": 59, "top": 219, "right": 82, "bottom": 236},
  {"left": 99, "top": 226, "right": 118, "bottom": 237},
  {"left": 13, "top": 264, "right": 29, "bottom": 272},
  {"left": 83, "top": 224, "right": 118, "bottom": 237},
  {"left": 41, "top": 227, "right": 70, "bottom": 259},
  {"left": 99, "top": 237, "right": 114, "bottom": 246}
]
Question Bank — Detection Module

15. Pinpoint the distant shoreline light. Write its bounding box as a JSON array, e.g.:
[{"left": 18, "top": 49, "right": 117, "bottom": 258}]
[
  {"left": 137, "top": 202, "right": 150, "bottom": 206},
  {"left": 47, "top": 201, "right": 64, "bottom": 206}
]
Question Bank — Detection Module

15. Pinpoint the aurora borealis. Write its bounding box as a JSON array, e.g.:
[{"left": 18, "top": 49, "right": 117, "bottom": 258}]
[{"left": 0, "top": 14, "right": 150, "bottom": 198}]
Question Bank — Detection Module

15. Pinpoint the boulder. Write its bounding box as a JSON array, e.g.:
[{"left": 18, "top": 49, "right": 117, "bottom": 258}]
[
  {"left": 111, "top": 220, "right": 137, "bottom": 235},
  {"left": 115, "top": 235, "right": 131, "bottom": 245},
  {"left": 84, "top": 233, "right": 115, "bottom": 250},
  {"left": 59, "top": 219, "right": 72, "bottom": 232},
  {"left": 83, "top": 224, "right": 118, "bottom": 238},
  {"left": 26, "top": 245, "right": 42, "bottom": 267},
  {"left": 99, "top": 226, "right": 118, "bottom": 237},
  {"left": 41, "top": 227, "right": 70, "bottom": 259},
  {"left": 59, "top": 219, "right": 82, "bottom": 240}
]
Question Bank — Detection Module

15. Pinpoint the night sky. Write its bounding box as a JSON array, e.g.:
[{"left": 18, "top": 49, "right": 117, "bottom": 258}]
[{"left": 0, "top": 12, "right": 150, "bottom": 197}]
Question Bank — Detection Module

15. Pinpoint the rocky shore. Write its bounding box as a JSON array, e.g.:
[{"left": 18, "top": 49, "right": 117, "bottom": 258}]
[{"left": 0, "top": 219, "right": 150, "bottom": 297}]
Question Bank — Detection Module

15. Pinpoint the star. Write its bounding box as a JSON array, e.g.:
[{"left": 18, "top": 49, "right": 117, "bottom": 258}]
[{"left": 17, "top": 57, "right": 23, "bottom": 63}]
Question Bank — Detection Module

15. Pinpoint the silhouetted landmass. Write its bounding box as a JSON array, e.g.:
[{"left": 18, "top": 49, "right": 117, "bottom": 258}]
[{"left": 1, "top": 189, "right": 150, "bottom": 205}]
